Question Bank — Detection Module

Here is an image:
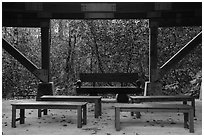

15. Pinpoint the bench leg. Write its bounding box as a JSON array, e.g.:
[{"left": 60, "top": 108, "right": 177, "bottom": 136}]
[
  {"left": 95, "top": 99, "right": 102, "bottom": 118},
  {"left": 82, "top": 105, "right": 87, "bottom": 125},
  {"left": 43, "top": 109, "right": 48, "bottom": 115},
  {"left": 184, "top": 112, "right": 188, "bottom": 128},
  {"left": 11, "top": 106, "right": 16, "bottom": 128},
  {"left": 131, "top": 112, "right": 134, "bottom": 116},
  {"left": 99, "top": 99, "right": 102, "bottom": 116},
  {"left": 136, "top": 112, "right": 141, "bottom": 118},
  {"left": 183, "top": 100, "right": 189, "bottom": 128},
  {"left": 115, "top": 107, "right": 120, "bottom": 131},
  {"left": 130, "top": 99, "right": 134, "bottom": 116},
  {"left": 20, "top": 109, "right": 25, "bottom": 124},
  {"left": 183, "top": 101, "right": 187, "bottom": 105},
  {"left": 189, "top": 109, "right": 194, "bottom": 133},
  {"left": 95, "top": 100, "right": 99, "bottom": 118},
  {"left": 38, "top": 109, "right": 42, "bottom": 117},
  {"left": 77, "top": 106, "right": 82, "bottom": 128},
  {"left": 191, "top": 99, "right": 195, "bottom": 117}
]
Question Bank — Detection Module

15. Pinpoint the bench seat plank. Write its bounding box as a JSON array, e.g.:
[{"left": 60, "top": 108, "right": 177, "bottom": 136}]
[
  {"left": 115, "top": 103, "right": 193, "bottom": 109},
  {"left": 76, "top": 86, "right": 138, "bottom": 94},
  {"left": 130, "top": 95, "right": 194, "bottom": 102}
]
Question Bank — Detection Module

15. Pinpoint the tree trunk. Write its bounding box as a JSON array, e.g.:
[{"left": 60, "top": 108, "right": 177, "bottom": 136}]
[{"left": 86, "top": 21, "right": 105, "bottom": 73}]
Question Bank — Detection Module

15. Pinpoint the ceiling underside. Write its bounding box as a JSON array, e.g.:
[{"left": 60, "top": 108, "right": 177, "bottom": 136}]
[{"left": 2, "top": 2, "right": 202, "bottom": 27}]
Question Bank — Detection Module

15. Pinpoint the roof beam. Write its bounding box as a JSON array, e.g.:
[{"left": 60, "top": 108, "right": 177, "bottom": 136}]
[
  {"left": 2, "top": 38, "right": 47, "bottom": 82},
  {"left": 160, "top": 32, "right": 202, "bottom": 75},
  {"left": 2, "top": 2, "right": 202, "bottom": 27}
]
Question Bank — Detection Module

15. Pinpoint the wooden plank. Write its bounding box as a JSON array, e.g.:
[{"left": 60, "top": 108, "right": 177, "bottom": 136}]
[
  {"left": 41, "top": 95, "right": 101, "bottom": 99},
  {"left": 115, "top": 103, "right": 193, "bottom": 109},
  {"left": 130, "top": 95, "right": 193, "bottom": 100},
  {"left": 12, "top": 102, "right": 88, "bottom": 110},
  {"left": 79, "top": 73, "right": 138, "bottom": 82},
  {"left": 76, "top": 87, "right": 138, "bottom": 94}
]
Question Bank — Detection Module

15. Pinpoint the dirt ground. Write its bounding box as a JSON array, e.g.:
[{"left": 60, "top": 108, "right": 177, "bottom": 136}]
[{"left": 1, "top": 98, "right": 202, "bottom": 135}]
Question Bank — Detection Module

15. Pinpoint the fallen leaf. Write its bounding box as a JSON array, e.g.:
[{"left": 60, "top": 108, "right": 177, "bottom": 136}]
[{"left": 63, "top": 124, "right": 67, "bottom": 127}]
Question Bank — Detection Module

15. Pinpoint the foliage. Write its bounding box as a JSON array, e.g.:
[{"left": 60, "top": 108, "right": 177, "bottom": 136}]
[
  {"left": 158, "top": 27, "right": 202, "bottom": 96},
  {"left": 2, "top": 27, "right": 40, "bottom": 98},
  {"left": 2, "top": 20, "right": 202, "bottom": 98}
]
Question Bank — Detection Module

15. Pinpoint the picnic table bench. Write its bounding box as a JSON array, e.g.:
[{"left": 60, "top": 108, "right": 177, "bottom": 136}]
[
  {"left": 11, "top": 101, "right": 87, "bottom": 128},
  {"left": 40, "top": 95, "right": 102, "bottom": 118},
  {"left": 129, "top": 95, "right": 195, "bottom": 117},
  {"left": 115, "top": 103, "right": 194, "bottom": 133},
  {"left": 76, "top": 73, "right": 139, "bottom": 102}
]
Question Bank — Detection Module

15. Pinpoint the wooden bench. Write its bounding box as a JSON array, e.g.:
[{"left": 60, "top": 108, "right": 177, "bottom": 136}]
[
  {"left": 40, "top": 95, "right": 102, "bottom": 118},
  {"left": 76, "top": 73, "right": 139, "bottom": 96},
  {"left": 115, "top": 104, "right": 194, "bottom": 133},
  {"left": 11, "top": 101, "right": 87, "bottom": 128},
  {"left": 129, "top": 95, "right": 196, "bottom": 117}
]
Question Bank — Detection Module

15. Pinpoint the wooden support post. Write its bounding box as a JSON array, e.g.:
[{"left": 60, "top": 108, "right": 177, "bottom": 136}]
[
  {"left": 36, "top": 21, "right": 54, "bottom": 101},
  {"left": 145, "top": 20, "right": 162, "bottom": 96},
  {"left": 149, "top": 23, "right": 158, "bottom": 83},
  {"left": 41, "top": 21, "right": 50, "bottom": 82}
]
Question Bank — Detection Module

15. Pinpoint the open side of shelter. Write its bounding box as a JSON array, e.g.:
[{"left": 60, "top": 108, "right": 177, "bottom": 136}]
[{"left": 2, "top": 2, "right": 202, "bottom": 99}]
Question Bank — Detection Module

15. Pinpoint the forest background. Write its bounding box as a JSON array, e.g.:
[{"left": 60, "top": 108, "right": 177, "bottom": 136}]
[{"left": 2, "top": 19, "right": 202, "bottom": 99}]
